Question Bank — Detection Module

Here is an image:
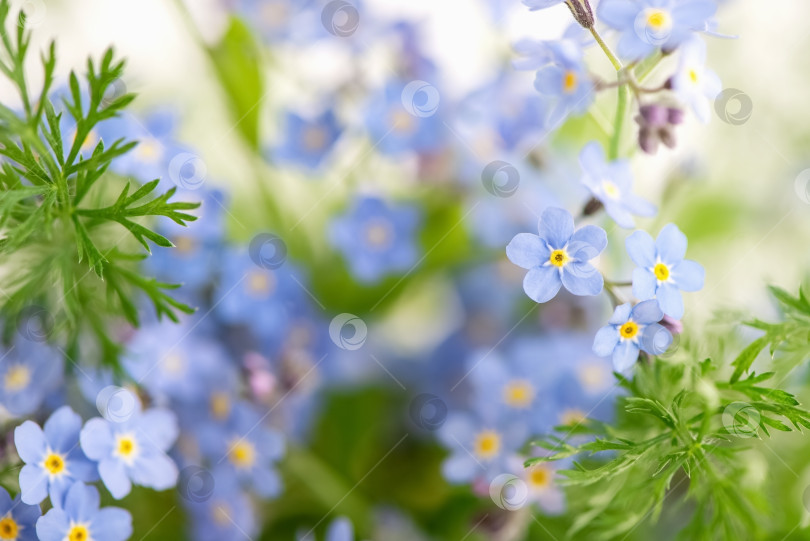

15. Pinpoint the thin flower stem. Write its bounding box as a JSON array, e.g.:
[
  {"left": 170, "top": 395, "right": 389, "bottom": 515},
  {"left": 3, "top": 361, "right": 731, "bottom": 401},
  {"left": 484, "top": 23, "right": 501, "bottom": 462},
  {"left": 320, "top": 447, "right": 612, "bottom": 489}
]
[
  {"left": 589, "top": 27, "right": 622, "bottom": 72},
  {"left": 609, "top": 84, "right": 628, "bottom": 160},
  {"left": 605, "top": 280, "right": 632, "bottom": 287}
]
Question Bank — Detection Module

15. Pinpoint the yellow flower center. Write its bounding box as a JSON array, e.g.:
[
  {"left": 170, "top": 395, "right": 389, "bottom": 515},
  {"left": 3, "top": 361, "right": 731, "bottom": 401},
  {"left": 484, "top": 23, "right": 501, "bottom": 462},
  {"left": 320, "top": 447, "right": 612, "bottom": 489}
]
[
  {"left": 560, "top": 408, "right": 586, "bottom": 426},
  {"left": 174, "top": 235, "right": 195, "bottom": 254},
  {"left": 688, "top": 69, "right": 699, "bottom": 84},
  {"left": 0, "top": 517, "right": 18, "bottom": 540},
  {"left": 549, "top": 249, "right": 569, "bottom": 268},
  {"left": 4, "top": 365, "right": 30, "bottom": 391},
  {"left": 389, "top": 109, "right": 416, "bottom": 134},
  {"left": 68, "top": 524, "right": 89, "bottom": 541},
  {"left": 365, "top": 221, "right": 391, "bottom": 249},
  {"left": 503, "top": 380, "right": 534, "bottom": 409},
  {"left": 528, "top": 465, "right": 551, "bottom": 488},
  {"left": 301, "top": 126, "right": 327, "bottom": 151},
  {"left": 228, "top": 440, "right": 256, "bottom": 469},
  {"left": 473, "top": 430, "right": 501, "bottom": 460},
  {"left": 646, "top": 9, "right": 670, "bottom": 29},
  {"left": 43, "top": 453, "right": 65, "bottom": 475},
  {"left": 211, "top": 392, "right": 231, "bottom": 420},
  {"left": 115, "top": 434, "right": 138, "bottom": 461},
  {"left": 620, "top": 320, "right": 639, "bottom": 339},
  {"left": 162, "top": 353, "right": 186, "bottom": 375},
  {"left": 654, "top": 262, "right": 670, "bottom": 281},
  {"left": 562, "top": 70, "right": 578, "bottom": 93},
  {"left": 246, "top": 270, "right": 275, "bottom": 296},
  {"left": 137, "top": 139, "right": 161, "bottom": 161},
  {"left": 602, "top": 180, "right": 620, "bottom": 199}
]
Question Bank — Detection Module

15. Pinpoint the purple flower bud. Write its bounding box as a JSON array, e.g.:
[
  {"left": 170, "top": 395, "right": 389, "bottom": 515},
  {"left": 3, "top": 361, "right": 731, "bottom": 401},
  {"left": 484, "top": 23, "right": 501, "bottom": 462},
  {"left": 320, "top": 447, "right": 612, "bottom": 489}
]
[
  {"left": 640, "top": 104, "right": 669, "bottom": 127},
  {"left": 659, "top": 314, "right": 683, "bottom": 335},
  {"left": 659, "top": 126, "right": 677, "bottom": 149},
  {"left": 667, "top": 107, "right": 685, "bottom": 125},
  {"left": 638, "top": 126, "right": 659, "bottom": 154}
]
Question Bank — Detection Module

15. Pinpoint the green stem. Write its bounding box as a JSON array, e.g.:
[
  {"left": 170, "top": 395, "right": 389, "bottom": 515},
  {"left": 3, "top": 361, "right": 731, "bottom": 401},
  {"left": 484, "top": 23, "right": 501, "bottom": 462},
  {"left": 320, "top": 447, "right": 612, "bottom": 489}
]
[
  {"left": 609, "top": 84, "right": 628, "bottom": 161},
  {"left": 589, "top": 27, "right": 622, "bottom": 71}
]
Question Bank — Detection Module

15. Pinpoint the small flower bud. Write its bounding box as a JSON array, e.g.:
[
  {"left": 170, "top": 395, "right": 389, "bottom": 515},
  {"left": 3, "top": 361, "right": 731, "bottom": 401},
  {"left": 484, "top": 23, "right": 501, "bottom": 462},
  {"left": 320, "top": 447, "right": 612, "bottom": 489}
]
[
  {"left": 638, "top": 126, "right": 659, "bottom": 154},
  {"left": 640, "top": 104, "right": 668, "bottom": 127},
  {"left": 564, "top": 0, "right": 595, "bottom": 29},
  {"left": 582, "top": 196, "right": 604, "bottom": 216},
  {"left": 659, "top": 126, "right": 677, "bottom": 149},
  {"left": 667, "top": 107, "right": 684, "bottom": 125}
]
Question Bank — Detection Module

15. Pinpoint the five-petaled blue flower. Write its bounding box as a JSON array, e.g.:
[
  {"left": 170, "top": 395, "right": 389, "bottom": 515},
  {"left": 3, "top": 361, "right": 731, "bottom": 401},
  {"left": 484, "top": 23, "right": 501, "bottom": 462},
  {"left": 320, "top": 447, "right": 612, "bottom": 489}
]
[
  {"left": 14, "top": 406, "right": 98, "bottom": 505},
  {"left": 532, "top": 41, "right": 594, "bottom": 126},
  {"left": 592, "top": 300, "right": 672, "bottom": 371},
  {"left": 0, "top": 339, "right": 63, "bottom": 417},
  {"left": 626, "top": 223, "right": 704, "bottom": 318},
  {"left": 0, "top": 486, "right": 40, "bottom": 541},
  {"left": 36, "top": 482, "right": 132, "bottom": 541},
  {"left": 506, "top": 207, "right": 606, "bottom": 303},
  {"left": 330, "top": 196, "right": 421, "bottom": 284},
  {"left": 671, "top": 38, "right": 722, "bottom": 123},
  {"left": 80, "top": 391, "right": 179, "bottom": 499},
  {"left": 598, "top": 0, "right": 717, "bottom": 60},
  {"left": 579, "top": 141, "right": 656, "bottom": 228},
  {"left": 271, "top": 109, "right": 342, "bottom": 171}
]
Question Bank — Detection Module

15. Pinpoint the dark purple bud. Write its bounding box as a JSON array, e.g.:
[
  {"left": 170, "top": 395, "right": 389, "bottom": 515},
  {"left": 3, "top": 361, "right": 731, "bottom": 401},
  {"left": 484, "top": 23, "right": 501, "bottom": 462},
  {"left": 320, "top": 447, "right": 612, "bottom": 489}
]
[
  {"left": 663, "top": 77, "right": 673, "bottom": 90},
  {"left": 659, "top": 314, "right": 683, "bottom": 335},
  {"left": 563, "top": 0, "right": 595, "bottom": 28},
  {"left": 659, "top": 126, "right": 677, "bottom": 149},
  {"left": 640, "top": 104, "right": 668, "bottom": 127},
  {"left": 667, "top": 107, "right": 684, "bottom": 125},
  {"left": 582, "top": 196, "right": 604, "bottom": 216},
  {"left": 638, "top": 126, "right": 659, "bottom": 154}
]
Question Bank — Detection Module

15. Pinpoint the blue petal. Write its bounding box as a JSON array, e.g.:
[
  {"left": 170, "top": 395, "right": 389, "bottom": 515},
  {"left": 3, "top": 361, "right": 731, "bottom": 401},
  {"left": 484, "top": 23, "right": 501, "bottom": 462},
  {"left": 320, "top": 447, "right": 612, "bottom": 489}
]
[
  {"left": 130, "top": 451, "right": 178, "bottom": 491},
  {"left": 80, "top": 418, "right": 114, "bottom": 461},
  {"left": 632, "top": 267, "right": 657, "bottom": 300},
  {"left": 442, "top": 454, "right": 479, "bottom": 484},
  {"left": 92, "top": 507, "right": 133, "bottom": 541},
  {"left": 537, "top": 207, "right": 574, "bottom": 248},
  {"left": 0, "top": 489, "right": 10, "bottom": 515},
  {"left": 561, "top": 263, "right": 603, "bottom": 296},
  {"left": 623, "top": 193, "right": 657, "bottom": 217},
  {"left": 99, "top": 459, "right": 132, "bottom": 500},
  {"left": 612, "top": 341, "right": 640, "bottom": 372},
  {"left": 138, "top": 409, "right": 178, "bottom": 452},
  {"left": 326, "top": 517, "right": 354, "bottom": 541},
  {"left": 578, "top": 141, "right": 605, "bottom": 174},
  {"left": 603, "top": 201, "right": 636, "bottom": 229},
  {"left": 19, "top": 464, "right": 48, "bottom": 505},
  {"left": 672, "top": 0, "right": 717, "bottom": 26},
  {"left": 506, "top": 233, "right": 549, "bottom": 270},
  {"left": 64, "top": 482, "right": 99, "bottom": 523},
  {"left": 625, "top": 230, "right": 656, "bottom": 267},
  {"left": 655, "top": 223, "right": 687, "bottom": 265},
  {"left": 608, "top": 303, "right": 632, "bottom": 325},
  {"left": 640, "top": 323, "right": 673, "bottom": 356},
  {"left": 251, "top": 465, "right": 282, "bottom": 498},
  {"left": 631, "top": 299, "right": 664, "bottom": 324},
  {"left": 598, "top": 0, "right": 638, "bottom": 28},
  {"left": 534, "top": 65, "right": 564, "bottom": 97},
  {"left": 44, "top": 406, "right": 81, "bottom": 453},
  {"left": 35, "top": 507, "right": 69, "bottom": 541},
  {"left": 14, "top": 421, "right": 45, "bottom": 463},
  {"left": 616, "top": 31, "right": 654, "bottom": 61},
  {"left": 593, "top": 325, "right": 619, "bottom": 357},
  {"left": 569, "top": 225, "right": 607, "bottom": 257},
  {"left": 657, "top": 282, "right": 684, "bottom": 319},
  {"left": 523, "top": 266, "right": 562, "bottom": 303},
  {"left": 672, "top": 259, "right": 704, "bottom": 292}
]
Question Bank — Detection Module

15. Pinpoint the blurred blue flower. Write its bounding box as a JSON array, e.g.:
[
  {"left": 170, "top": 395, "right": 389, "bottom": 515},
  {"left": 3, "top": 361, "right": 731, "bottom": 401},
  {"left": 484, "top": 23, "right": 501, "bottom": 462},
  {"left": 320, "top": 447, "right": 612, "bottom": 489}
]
[
  {"left": 35, "top": 482, "right": 131, "bottom": 541},
  {"left": 522, "top": 0, "right": 563, "bottom": 9},
  {"left": 80, "top": 392, "right": 179, "bottom": 499},
  {"left": 14, "top": 406, "right": 98, "bottom": 505},
  {"left": 0, "top": 486, "right": 40, "bottom": 541},
  {"left": 185, "top": 470, "right": 256, "bottom": 541},
  {"left": 438, "top": 410, "right": 527, "bottom": 484},
  {"left": 506, "top": 207, "right": 606, "bottom": 303},
  {"left": 579, "top": 141, "right": 656, "bottom": 228},
  {"left": 0, "top": 339, "right": 63, "bottom": 416},
  {"left": 272, "top": 110, "right": 342, "bottom": 171},
  {"left": 531, "top": 42, "right": 594, "bottom": 126},
  {"left": 365, "top": 80, "right": 444, "bottom": 156},
  {"left": 592, "top": 300, "right": 671, "bottom": 371},
  {"left": 626, "top": 223, "right": 704, "bottom": 318},
  {"left": 297, "top": 516, "right": 355, "bottom": 541},
  {"left": 199, "top": 402, "right": 285, "bottom": 498},
  {"left": 598, "top": 0, "right": 716, "bottom": 60},
  {"left": 330, "top": 196, "right": 421, "bottom": 283},
  {"left": 671, "top": 38, "right": 722, "bottom": 123}
]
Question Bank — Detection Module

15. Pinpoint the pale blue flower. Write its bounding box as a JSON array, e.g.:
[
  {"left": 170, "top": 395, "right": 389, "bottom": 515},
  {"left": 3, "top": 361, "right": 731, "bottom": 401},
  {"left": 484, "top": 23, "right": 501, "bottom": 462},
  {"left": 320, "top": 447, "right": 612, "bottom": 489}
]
[
  {"left": 185, "top": 470, "right": 256, "bottom": 541},
  {"left": 0, "top": 486, "right": 40, "bottom": 541},
  {"left": 598, "top": 0, "right": 717, "bottom": 60},
  {"left": 0, "top": 339, "right": 63, "bottom": 417},
  {"left": 579, "top": 141, "right": 656, "bottom": 228},
  {"left": 35, "top": 482, "right": 131, "bottom": 541},
  {"left": 80, "top": 393, "right": 179, "bottom": 499},
  {"left": 506, "top": 207, "right": 606, "bottom": 303},
  {"left": 670, "top": 38, "right": 722, "bottom": 123},
  {"left": 272, "top": 110, "right": 342, "bottom": 170},
  {"left": 14, "top": 406, "right": 98, "bottom": 505},
  {"left": 531, "top": 41, "right": 594, "bottom": 126},
  {"left": 625, "top": 223, "right": 704, "bottom": 318},
  {"left": 592, "top": 300, "right": 672, "bottom": 371}
]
